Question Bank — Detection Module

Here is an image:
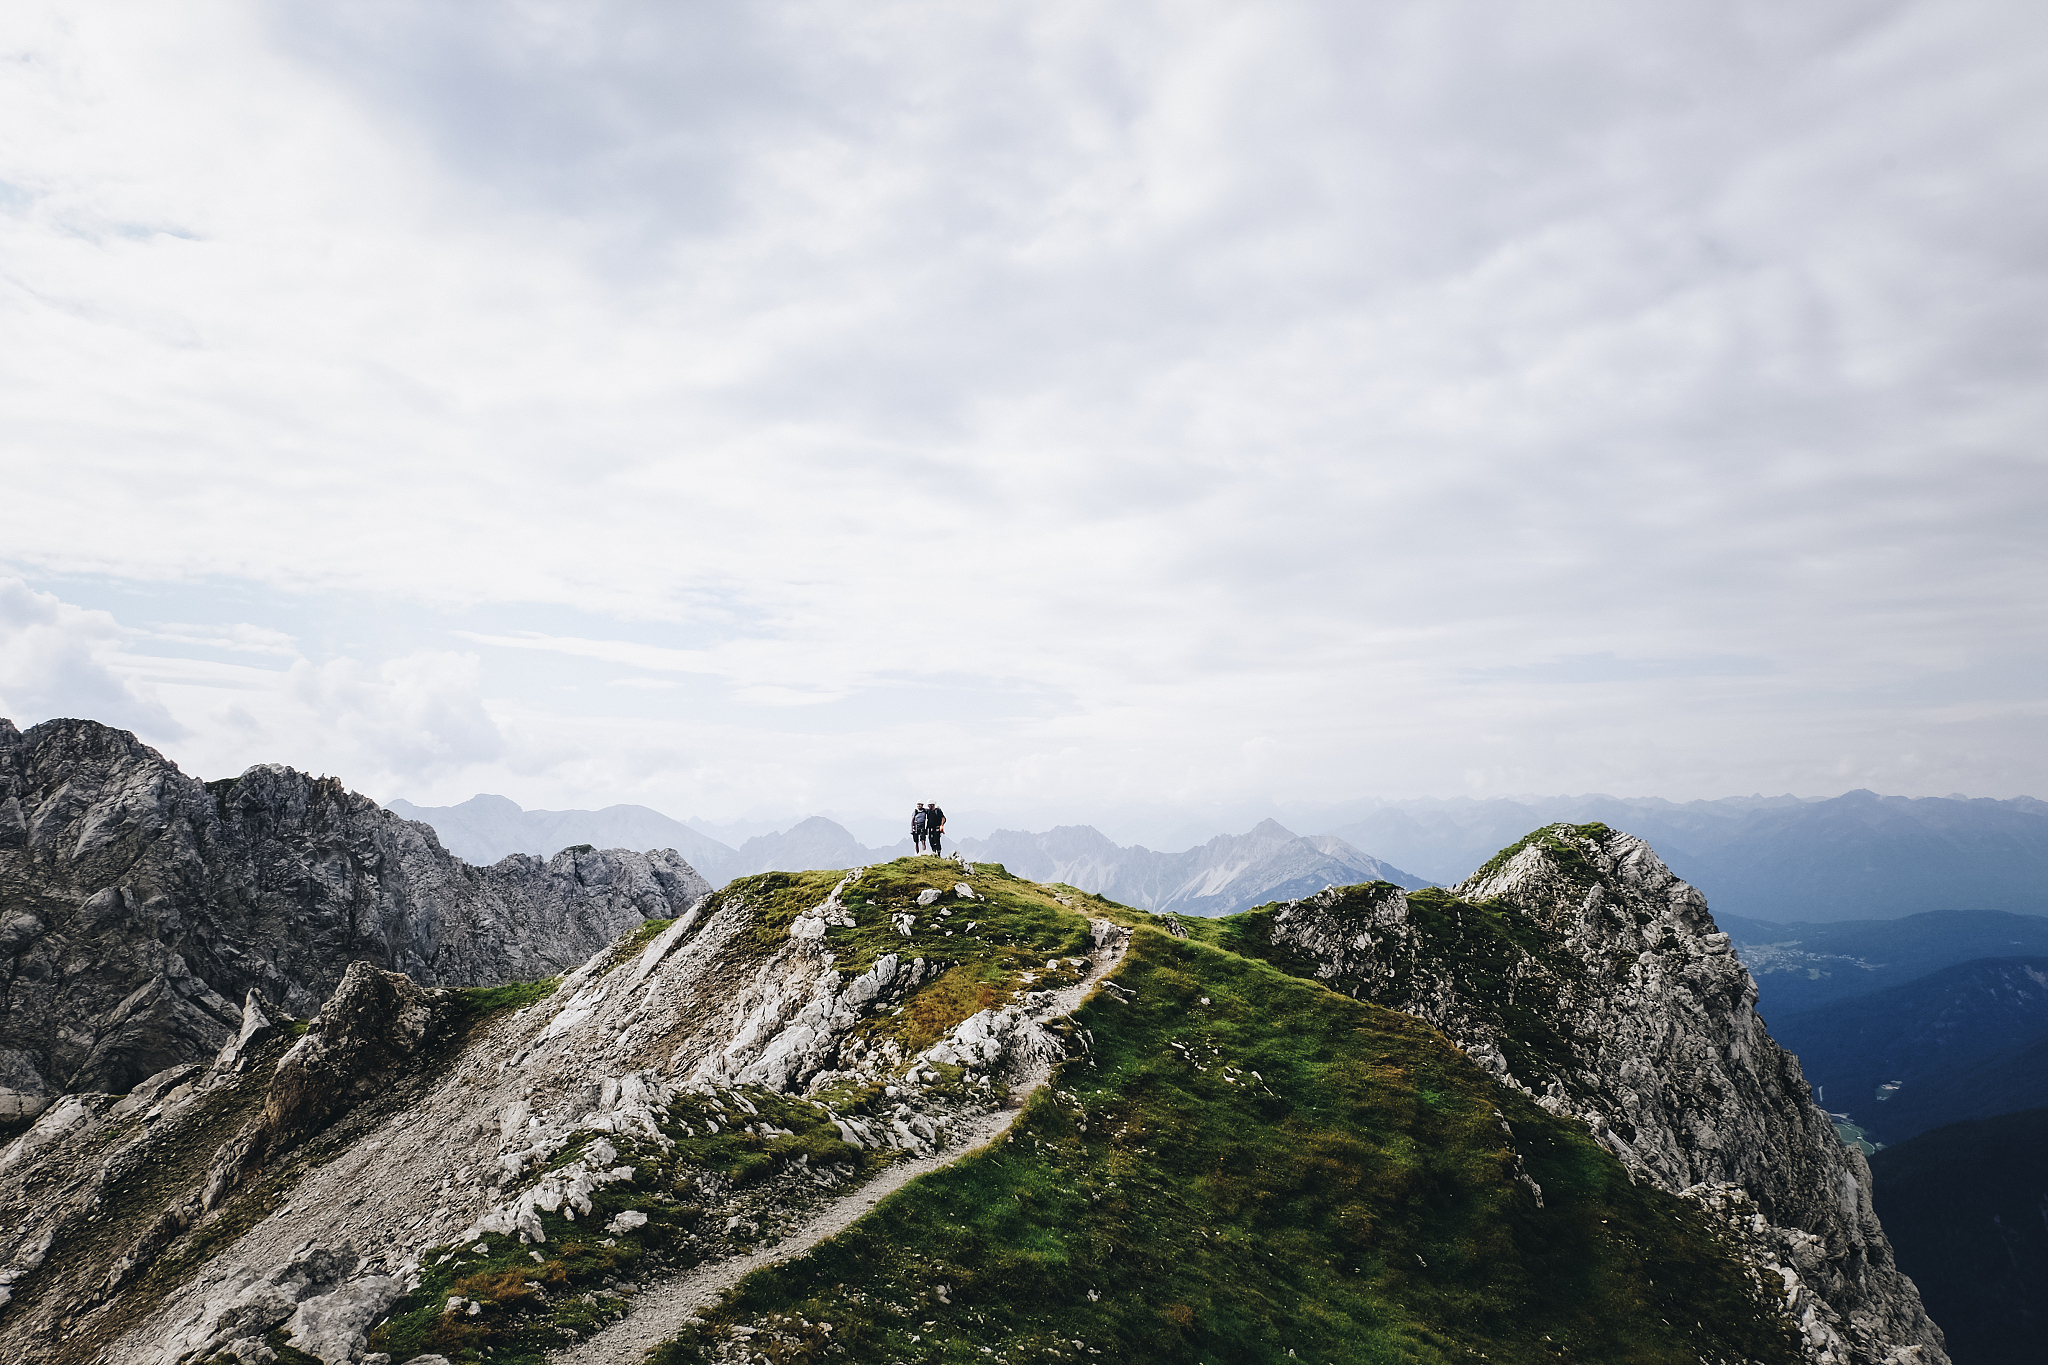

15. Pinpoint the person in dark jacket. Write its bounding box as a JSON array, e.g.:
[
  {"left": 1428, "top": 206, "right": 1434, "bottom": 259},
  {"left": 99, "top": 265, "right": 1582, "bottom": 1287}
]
[
  {"left": 911, "top": 803, "right": 929, "bottom": 853},
  {"left": 926, "top": 802, "right": 946, "bottom": 855}
]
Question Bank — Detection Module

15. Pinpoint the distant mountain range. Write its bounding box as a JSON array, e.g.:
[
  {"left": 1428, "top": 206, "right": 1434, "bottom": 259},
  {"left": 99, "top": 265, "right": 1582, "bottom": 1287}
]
[
  {"left": 1324, "top": 790, "right": 2048, "bottom": 921},
  {"left": 1764, "top": 956, "right": 2048, "bottom": 1144},
  {"left": 958, "top": 819, "right": 1430, "bottom": 913},
  {"left": 385, "top": 793, "right": 746, "bottom": 883},
  {"left": 386, "top": 796, "right": 1428, "bottom": 917}
]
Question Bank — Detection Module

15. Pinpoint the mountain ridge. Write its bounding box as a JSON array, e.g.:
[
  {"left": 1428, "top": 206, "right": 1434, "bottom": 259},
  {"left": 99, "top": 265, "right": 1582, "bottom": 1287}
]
[
  {"left": 387, "top": 795, "right": 1432, "bottom": 915},
  {"left": 0, "top": 718, "right": 711, "bottom": 1127},
  {"left": 385, "top": 795, "right": 744, "bottom": 886},
  {"left": 0, "top": 827, "right": 1945, "bottom": 1364}
]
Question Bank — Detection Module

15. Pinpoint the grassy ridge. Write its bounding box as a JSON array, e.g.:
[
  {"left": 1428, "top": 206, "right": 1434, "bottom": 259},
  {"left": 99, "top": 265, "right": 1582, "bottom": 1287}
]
[
  {"left": 1217, "top": 883, "right": 1590, "bottom": 1089},
  {"left": 361, "top": 860, "right": 1115, "bottom": 1365},
  {"left": 659, "top": 925, "right": 1799, "bottom": 1365}
]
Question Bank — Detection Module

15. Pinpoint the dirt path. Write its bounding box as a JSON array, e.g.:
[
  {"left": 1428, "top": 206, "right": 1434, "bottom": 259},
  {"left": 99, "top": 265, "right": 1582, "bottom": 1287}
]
[{"left": 549, "top": 918, "right": 1130, "bottom": 1365}]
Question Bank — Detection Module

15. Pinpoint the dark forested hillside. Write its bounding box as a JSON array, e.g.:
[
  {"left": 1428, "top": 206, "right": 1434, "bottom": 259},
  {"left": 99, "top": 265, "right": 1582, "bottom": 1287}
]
[
  {"left": 1871, "top": 1109, "right": 2048, "bottom": 1365},
  {"left": 1765, "top": 957, "right": 2048, "bottom": 1143}
]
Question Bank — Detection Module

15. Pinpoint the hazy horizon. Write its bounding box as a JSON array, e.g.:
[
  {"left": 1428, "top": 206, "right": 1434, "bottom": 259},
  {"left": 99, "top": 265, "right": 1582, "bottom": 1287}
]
[{"left": 379, "top": 781, "right": 2043, "bottom": 862}]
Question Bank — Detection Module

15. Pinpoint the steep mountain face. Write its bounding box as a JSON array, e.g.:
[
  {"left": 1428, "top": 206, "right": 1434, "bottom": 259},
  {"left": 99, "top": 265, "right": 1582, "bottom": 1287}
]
[
  {"left": 386, "top": 796, "right": 743, "bottom": 887},
  {"left": 1227, "top": 824, "right": 1946, "bottom": 1365},
  {"left": 0, "top": 719, "right": 709, "bottom": 1121},
  {"left": 1768, "top": 958, "right": 2048, "bottom": 1143},
  {"left": 1718, "top": 910, "right": 2048, "bottom": 1017},
  {"left": 1323, "top": 791, "right": 2048, "bottom": 921},
  {"left": 961, "top": 817, "right": 1430, "bottom": 914},
  {"left": 1870, "top": 1108, "right": 2048, "bottom": 1365},
  {"left": 0, "top": 855, "right": 1821, "bottom": 1365}
]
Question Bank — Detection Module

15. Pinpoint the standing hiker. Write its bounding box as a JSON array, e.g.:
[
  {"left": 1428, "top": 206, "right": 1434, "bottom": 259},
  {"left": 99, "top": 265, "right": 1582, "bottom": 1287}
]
[
  {"left": 926, "top": 801, "right": 947, "bottom": 856},
  {"left": 911, "top": 802, "right": 929, "bottom": 854}
]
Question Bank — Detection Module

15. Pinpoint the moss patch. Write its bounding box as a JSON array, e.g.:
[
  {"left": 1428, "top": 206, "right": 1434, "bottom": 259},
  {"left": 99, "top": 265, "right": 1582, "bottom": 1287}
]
[{"left": 442, "top": 977, "right": 563, "bottom": 1030}]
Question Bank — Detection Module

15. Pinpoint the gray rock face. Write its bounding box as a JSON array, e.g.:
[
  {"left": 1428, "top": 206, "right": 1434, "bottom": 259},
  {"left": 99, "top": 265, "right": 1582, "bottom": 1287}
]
[
  {"left": 1252, "top": 824, "right": 1947, "bottom": 1365},
  {"left": 0, "top": 717, "right": 711, "bottom": 1111},
  {"left": 0, "top": 863, "right": 1119, "bottom": 1365},
  {"left": 201, "top": 962, "right": 443, "bottom": 1212}
]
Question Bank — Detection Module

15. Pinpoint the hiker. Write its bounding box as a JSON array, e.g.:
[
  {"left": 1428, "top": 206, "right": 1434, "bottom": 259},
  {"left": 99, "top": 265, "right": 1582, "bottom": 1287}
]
[
  {"left": 926, "top": 801, "right": 946, "bottom": 855},
  {"left": 911, "top": 802, "right": 929, "bottom": 853}
]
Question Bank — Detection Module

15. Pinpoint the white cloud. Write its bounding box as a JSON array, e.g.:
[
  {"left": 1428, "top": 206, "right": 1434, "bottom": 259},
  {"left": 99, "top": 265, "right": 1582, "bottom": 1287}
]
[
  {"left": 139, "top": 621, "right": 299, "bottom": 656},
  {"left": 0, "top": 579, "right": 183, "bottom": 738},
  {"left": 285, "top": 651, "right": 507, "bottom": 785},
  {"left": 0, "top": 1, "right": 2041, "bottom": 817}
]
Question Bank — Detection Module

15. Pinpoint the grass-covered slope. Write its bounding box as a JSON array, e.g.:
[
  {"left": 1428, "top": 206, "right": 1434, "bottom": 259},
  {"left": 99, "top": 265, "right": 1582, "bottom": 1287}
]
[{"left": 657, "top": 904, "right": 1799, "bottom": 1363}]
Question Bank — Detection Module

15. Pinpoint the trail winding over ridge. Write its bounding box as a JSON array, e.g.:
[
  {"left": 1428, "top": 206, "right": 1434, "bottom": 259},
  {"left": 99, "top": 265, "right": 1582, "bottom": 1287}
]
[{"left": 549, "top": 917, "right": 1130, "bottom": 1365}]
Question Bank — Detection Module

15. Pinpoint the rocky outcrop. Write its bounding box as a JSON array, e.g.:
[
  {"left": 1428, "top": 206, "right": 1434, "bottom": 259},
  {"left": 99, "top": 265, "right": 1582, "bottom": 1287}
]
[
  {"left": 0, "top": 717, "right": 712, "bottom": 1114},
  {"left": 201, "top": 963, "right": 441, "bottom": 1211},
  {"left": 0, "top": 860, "right": 1120, "bottom": 1364},
  {"left": 1247, "top": 824, "right": 1947, "bottom": 1365}
]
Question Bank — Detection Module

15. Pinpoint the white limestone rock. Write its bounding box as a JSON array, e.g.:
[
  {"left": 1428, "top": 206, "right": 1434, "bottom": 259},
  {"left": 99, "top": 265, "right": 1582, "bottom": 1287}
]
[
  {"left": 1259, "top": 825, "right": 1948, "bottom": 1365},
  {"left": 285, "top": 1274, "right": 407, "bottom": 1365}
]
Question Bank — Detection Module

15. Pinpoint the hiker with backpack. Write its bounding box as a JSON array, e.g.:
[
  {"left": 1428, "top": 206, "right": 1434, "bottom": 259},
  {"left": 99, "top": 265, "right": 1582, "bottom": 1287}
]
[
  {"left": 925, "top": 802, "right": 946, "bottom": 855},
  {"left": 911, "top": 802, "right": 929, "bottom": 853}
]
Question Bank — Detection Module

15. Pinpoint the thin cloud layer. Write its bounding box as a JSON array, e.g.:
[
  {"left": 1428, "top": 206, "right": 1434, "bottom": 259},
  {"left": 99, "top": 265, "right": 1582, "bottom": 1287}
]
[{"left": 0, "top": 1, "right": 2042, "bottom": 820}]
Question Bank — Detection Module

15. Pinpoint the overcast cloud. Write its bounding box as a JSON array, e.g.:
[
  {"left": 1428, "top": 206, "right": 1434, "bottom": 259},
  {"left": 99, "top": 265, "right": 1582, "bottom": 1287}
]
[{"left": 1, "top": 1, "right": 2042, "bottom": 837}]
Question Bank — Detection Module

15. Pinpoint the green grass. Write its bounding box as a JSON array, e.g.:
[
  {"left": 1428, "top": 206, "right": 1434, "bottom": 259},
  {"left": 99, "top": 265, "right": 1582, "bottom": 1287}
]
[
  {"left": 442, "top": 977, "right": 563, "bottom": 1028},
  {"left": 362, "top": 861, "right": 1156, "bottom": 1364},
  {"left": 367, "top": 1192, "right": 650, "bottom": 1364},
  {"left": 654, "top": 926, "right": 1800, "bottom": 1365},
  {"left": 613, "top": 916, "right": 679, "bottom": 959}
]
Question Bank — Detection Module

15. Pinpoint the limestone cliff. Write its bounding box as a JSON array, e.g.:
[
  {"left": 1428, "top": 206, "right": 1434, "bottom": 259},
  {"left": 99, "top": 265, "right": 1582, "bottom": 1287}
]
[
  {"left": 1234, "top": 822, "right": 1946, "bottom": 1365},
  {"left": 0, "top": 718, "right": 710, "bottom": 1118}
]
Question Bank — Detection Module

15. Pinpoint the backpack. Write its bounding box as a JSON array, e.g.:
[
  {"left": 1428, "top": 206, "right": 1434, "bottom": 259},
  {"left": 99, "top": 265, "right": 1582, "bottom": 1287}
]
[{"left": 911, "top": 808, "right": 928, "bottom": 834}]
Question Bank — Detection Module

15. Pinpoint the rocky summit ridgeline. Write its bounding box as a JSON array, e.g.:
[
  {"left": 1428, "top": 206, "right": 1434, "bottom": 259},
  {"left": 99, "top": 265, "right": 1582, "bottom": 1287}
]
[
  {"left": 0, "top": 724, "right": 1949, "bottom": 1365},
  {"left": 0, "top": 718, "right": 710, "bottom": 1127},
  {"left": 1226, "top": 827, "right": 1946, "bottom": 1364}
]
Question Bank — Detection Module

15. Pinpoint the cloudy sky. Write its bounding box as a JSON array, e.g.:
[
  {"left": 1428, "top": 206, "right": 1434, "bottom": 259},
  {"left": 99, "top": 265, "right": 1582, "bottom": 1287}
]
[{"left": 2, "top": 0, "right": 2043, "bottom": 841}]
